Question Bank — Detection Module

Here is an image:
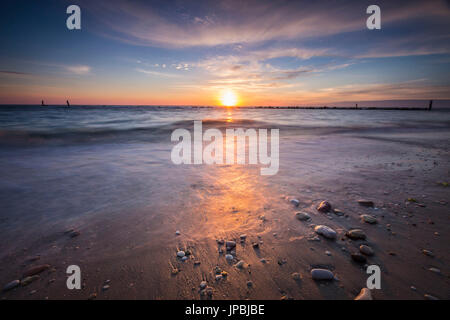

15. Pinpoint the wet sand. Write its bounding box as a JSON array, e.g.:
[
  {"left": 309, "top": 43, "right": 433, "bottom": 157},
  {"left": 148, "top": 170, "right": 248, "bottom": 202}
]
[{"left": 0, "top": 124, "right": 449, "bottom": 300}]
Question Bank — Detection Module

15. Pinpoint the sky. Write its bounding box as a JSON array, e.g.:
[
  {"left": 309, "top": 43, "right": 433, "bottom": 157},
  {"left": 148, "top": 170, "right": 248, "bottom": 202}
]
[{"left": 0, "top": 0, "right": 449, "bottom": 106}]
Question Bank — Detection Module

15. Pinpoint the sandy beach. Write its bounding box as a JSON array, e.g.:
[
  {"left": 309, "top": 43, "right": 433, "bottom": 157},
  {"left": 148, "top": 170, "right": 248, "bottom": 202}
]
[{"left": 0, "top": 107, "right": 449, "bottom": 300}]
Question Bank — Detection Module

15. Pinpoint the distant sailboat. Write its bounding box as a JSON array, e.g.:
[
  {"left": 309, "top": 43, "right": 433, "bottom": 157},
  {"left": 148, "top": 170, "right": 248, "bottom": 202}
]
[
  {"left": 66, "top": 99, "right": 70, "bottom": 107},
  {"left": 41, "top": 100, "right": 47, "bottom": 106}
]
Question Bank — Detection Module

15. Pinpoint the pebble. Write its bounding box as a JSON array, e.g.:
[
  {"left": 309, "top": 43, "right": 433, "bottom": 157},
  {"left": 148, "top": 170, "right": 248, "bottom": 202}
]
[
  {"left": 240, "top": 234, "right": 247, "bottom": 241},
  {"left": 246, "top": 281, "right": 253, "bottom": 287},
  {"left": 428, "top": 267, "right": 441, "bottom": 274},
  {"left": 181, "top": 256, "right": 188, "bottom": 261},
  {"left": 260, "top": 258, "right": 267, "bottom": 263},
  {"left": 290, "top": 199, "right": 300, "bottom": 207},
  {"left": 2, "top": 280, "right": 20, "bottom": 292},
  {"left": 424, "top": 294, "right": 439, "bottom": 300},
  {"left": 21, "top": 275, "right": 40, "bottom": 286},
  {"left": 351, "top": 253, "right": 367, "bottom": 263},
  {"left": 252, "top": 242, "right": 259, "bottom": 249},
  {"left": 225, "top": 254, "right": 234, "bottom": 261},
  {"left": 291, "top": 272, "right": 302, "bottom": 281},
  {"left": 199, "top": 281, "right": 207, "bottom": 289},
  {"left": 295, "top": 212, "right": 310, "bottom": 221},
  {"left": 215, "top": 275, "right": 222, "bottom": 281},
  {"left": 314, "top": 225, "right": 337, "bottom": 240},
  {"left": 325, "top": 251, "right": 332, "bottom": 256},
  {"left": 317, "top": 201, "right": 332, "bottom": 213},
  {"left": 235, "top": 260, "right": 245, "bottom": 269},
  {"left": 422, "top": 249, "right": 434, "bottom": 257},
  {"left": 361, "top": 214, "right": 377, "bottom": 224},
  {"left": 88, "top": 293, "right": 97, "bottom": 300},
  {"left": 226, "top": 241, "right": 236, "bottom": 250},
  {"left": 177, "top": 251, "right": 185, "bottom": 257},
  {"left": 23, "top": 264, "right": 50, "bottom": 277},
  {"left": 354, "top": 288, "right": 372, "bottom": 300},
  {"left": 359, "top": 245, "right": 374, "bottom": 256},
  {"left": 333, "top": 209, "right": 344, "bottom": 216},
  {"left": 102, "top": 285, "right": 110, "bottom": 291},
  {"left": 358, "top": 199, "right": 374, "bottom": 207},
  {"left": 311, "top": 268, "right": 334, "bottom": 281},
  {"left": 175, "top": 230, "right": 181, "bottom": 236},
  {"left": 410, "top": 286, "right": 417, "bottom": 291},
  {"left": 346, "top": 229, "right": 367, "bottom": 240}
]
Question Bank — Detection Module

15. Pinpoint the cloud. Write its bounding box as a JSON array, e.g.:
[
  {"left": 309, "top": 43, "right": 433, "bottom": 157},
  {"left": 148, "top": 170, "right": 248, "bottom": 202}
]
[
  {"left": 64, "top": 65, "right": 91, "bottom": 75},
  {"left": 83, "top": 0, "right": 450, "bottom": 48}
]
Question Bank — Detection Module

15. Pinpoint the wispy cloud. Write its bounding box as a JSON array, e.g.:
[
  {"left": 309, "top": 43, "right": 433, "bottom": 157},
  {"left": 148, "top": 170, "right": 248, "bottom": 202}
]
[{"left": 64, "top": 65, "right": 91, "bottom": 75}]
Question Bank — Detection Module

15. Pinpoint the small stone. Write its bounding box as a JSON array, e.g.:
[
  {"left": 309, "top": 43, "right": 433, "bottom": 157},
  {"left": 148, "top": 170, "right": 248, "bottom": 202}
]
[
  {"left": 225, "top": 254, "right": 234, "bottom": 261},
  {"left": 175, "top": 230, "right": 181, "bottom": 236},
  {"left": 176, "top": 251, "right": 185, "bottom": 257},
  {"left": 314, "top": 225, "right": 337, "bottom": 240},
  {"left": 215, "top": 275, "right": 222, "bottom": 281},
  {"left": 295, "top": 212, "right": 310, "bottom": 221},
  {"left": 358, "top": 200, "right": 374, "bottom": 207},
  {"left": 410, "top": 286, "right": 417, "bottom": 291},
  {"left": 102, "top": 285, "right": 110, "bottom": 291},
  {"left": 226, "top": 241, "right": 236, "bottom": 250},
  {"left": 311, "top": 269, "right": 334, "bottom": 281},
  {"left": 2, "top": 280, "right": 20, "bottom": 292},
  {"left": 361, "top": 214, "right": 377, "bottom": 224},
  {"left": 290, "top": 199, "right": 300, "bottom": 207},
  {"left": 260, "top": 258, "right": 267, "bottom": 263},
  {"left": 252, "top": 242, "right": 259, "bottom": 249},
  {"left": 354, "top": 288, "right": 372, "bottom": 300},
  {"left": 181, "top": 256, "right": 188, "bottom": 261},
  {"left": 199, "top": 281, "right": 207, "bottom": 289},
  {"left": 171, "top": 268, "right": 179, "bottom": 275},
  {"left": 424, "top": 294, "right": 439, "bottom": 300},
  {"left": 333, "top": 209, "right": 344, "bottom": 216},
  {"left": 325, "top": 251, "right": 331, "bottom": 256},
  {"left": 351, "top": 253, "right": 367, "bottom": 263},
  {"left": 21, "top": 275, "right": 40, "bottom": 286},
  {"left": 194, "top": 261, "right": 201, "bottom": 266},
  {"left": 240, "top": 234, "right": 247, "bottom": 241},
  {"left": 317, "top": 201, "right": 332, "bottom": 213},
  {"left": 359, "top": 245, "right": 374, "bottom": 256},
  {"left": 291, "top": 272, "right": 302, "bottom": 280},
  {"left": 88, "top": 293, "right": 97, "bottom": 300},
  {"left": 346, "top": 229, "right": 366, "bottom": 240},
  {"left": 29, "top": 289, "right": 37, "bottom": 295},
  {"left": 221, "top": 271, "right": 228, "bottom": 277},
  {"left": 422, "top": 249, "right": 434, "bottom": 257},
  {"left": 23, "top": 264, "right": 50, "bottom": 277},
  {"left": 429, "top": 267, "right": 441, "bottom": 274},
  {"left": 235, "top": 260, "right": 245, "bottom": 269},
  {"left": 217, "top": 239, "right": 225, "bottom": 245}
]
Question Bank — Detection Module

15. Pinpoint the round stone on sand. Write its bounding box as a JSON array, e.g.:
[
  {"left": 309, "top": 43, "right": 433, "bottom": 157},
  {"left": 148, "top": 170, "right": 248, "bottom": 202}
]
[
  {"left": 2, "top": 280, "right": 20, "bottom": 292},
  {"left": 225, "top": 254, "right": 234, "bottom": 261},
  {"left": 351, "top": 253, "right": 367, "bottom": 263},
  {"left": 311, "top": 269, "right": 334, "bottom": 281},
  {"left": 177, "top": 251, "right": 185, "bottom": 257},
  {"left": 317, "top": 201, "right": 332, "bottom": 213},
  {"left": 314, "top": 225, "right": 337, "bottom": 240},
  {"left": 199, "top": 281, "right": 207, "bottom": 289},
  {"left": 291, "top": 272, "right": 302, "bottom": 281},
  {"left": 235, "top": 260, "right": 245, "bottom": 269},
  {"left": 346, "top": 229, "right": 367, "bottom": 240},
  {"left": 361, "top": 214, "right": 377, "bottom": 224},
  {"left": 359, "top": 245, "right": 374, "bottom": 256},
  {"left": 290, "top": 199, "right": 300, "bottom": 207},
  {"left": 295, "top": 212, "right": 310, "bottom": 221}
]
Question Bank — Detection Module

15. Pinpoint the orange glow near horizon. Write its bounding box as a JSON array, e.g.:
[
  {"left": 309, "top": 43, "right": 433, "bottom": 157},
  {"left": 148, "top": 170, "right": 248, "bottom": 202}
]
[{"left": 220, "top": 89, "right": 238, "bottom": 107}]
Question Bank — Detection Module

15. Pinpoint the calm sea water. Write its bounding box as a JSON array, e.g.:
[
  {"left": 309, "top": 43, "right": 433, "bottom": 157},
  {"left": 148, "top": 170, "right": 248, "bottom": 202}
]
[{"left": 0, "top": 105, "right": 449, "bottom": 146}]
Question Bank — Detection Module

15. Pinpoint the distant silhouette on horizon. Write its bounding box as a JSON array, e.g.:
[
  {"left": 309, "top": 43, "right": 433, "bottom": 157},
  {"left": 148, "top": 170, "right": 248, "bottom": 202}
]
[
  {"left": 41, "top": 100, "right": 46, "bottom": 106},
  {"left": 66, "top": 100, "right": 70, "bottom": 107},
  {"left": 428, "top": 100, "right": 433, "bottom": 111}
]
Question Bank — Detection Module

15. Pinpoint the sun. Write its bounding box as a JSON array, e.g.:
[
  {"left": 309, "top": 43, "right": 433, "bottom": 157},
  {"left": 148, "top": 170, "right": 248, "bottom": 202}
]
[{"left": 220, "top": 89, "right": 238, "bottom": 107}]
